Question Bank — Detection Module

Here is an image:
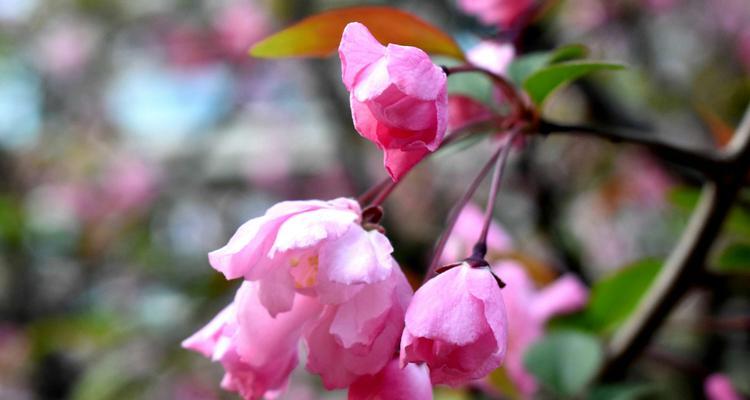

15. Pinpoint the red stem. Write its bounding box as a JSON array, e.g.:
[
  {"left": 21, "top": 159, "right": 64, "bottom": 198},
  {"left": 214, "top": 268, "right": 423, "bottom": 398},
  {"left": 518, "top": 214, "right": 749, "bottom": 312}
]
[
  {"left": 423, "top": 139, "right": 510, "bottom": 283},
  {"left": 476, "top": 130, "right": 519, "bottom": 255}
]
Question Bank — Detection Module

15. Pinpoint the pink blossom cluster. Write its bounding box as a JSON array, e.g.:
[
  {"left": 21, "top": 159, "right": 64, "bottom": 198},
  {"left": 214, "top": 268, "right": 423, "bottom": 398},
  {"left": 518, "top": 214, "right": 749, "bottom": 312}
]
[
  {"left": 184, "top": 22, "right": 588, "bottom": 400},
  {"left": 182, "top": 197, "right": 513, "bottom": 399}
]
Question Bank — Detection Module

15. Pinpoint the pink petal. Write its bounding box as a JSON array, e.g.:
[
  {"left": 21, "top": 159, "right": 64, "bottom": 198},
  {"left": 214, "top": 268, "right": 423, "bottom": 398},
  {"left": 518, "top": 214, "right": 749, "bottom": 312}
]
[
  {"left": 400, "top": 263, "right": 507, "bottom": 386},
  {"left": 182, "top": 304, "right": 237, "bottom": 358},
  {"left": 305, "top": 306, "right": 403, "bottom": 389},
  {"left": 329, "top": 265, "right": 410, "bottom": 348},
  {"left": 705, "top": 373, "right": 742, "bottom": 400},
  {"left": 338, "top": 22, "right": 386, "bottom": 90},
  {"left": 530, "top": 274, "right": 589, "bottom": 322},
  {"left": 348, "top": 359, "right": 432, "bottom": 400},
  {"left": 207, "top": 214, "right": 282, "bottom": 280},
  {"left": 234, "top": 282, "right": 321, "bottom": 367},
  {"left": 385, "top": 43, "right": 446, "bottom": 101},
  {"left": 257, "top": 266, "right": 297, "bottom": 317},
  {"left": 270, "top": 207, "right": 359, "bottom": 256},
  {"left": 404, "top": 264, "right": 490, "bottom": 345},
  {"left": 319, "top": 228, "right": 393, "bottom": 286},
  {"left": 383, "top": 146, "right": 431, "bottom": 181}
]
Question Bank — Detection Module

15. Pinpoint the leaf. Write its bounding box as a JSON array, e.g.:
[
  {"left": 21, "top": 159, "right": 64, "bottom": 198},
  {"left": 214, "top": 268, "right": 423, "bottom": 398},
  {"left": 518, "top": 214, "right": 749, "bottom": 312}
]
[
  {"left": 523, "top": 330, "right": 603, "bottom": 397},
  {"left": 523, "top": 61, "right": 625, "bottom": 106},
  {"left": 715, "top": 243, "right": 750, "bottom": 272},
  {"left": 551, "top": 259, "right": 661, "bottom": 334},
  {"left": 670, "top": 186, "right": 750, "bottom": 237},
  {"left": 507, "top": 44, "right": 589, "bottom": 85},
  {"left": 250, "top": 6, "right": 464, "bottom": 60}
]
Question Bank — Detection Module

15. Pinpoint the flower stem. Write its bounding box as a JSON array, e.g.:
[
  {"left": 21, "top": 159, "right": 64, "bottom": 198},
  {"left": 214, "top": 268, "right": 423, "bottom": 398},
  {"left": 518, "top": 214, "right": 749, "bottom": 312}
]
[
  {"left": 356, "top": 115, "right": 506, "bottom": 208},
  {"left": 474, "top": 129, "right": 519, "bottom": 258},
  {"left": 423, "top": 138, "right": 511, "bottom": 283}
]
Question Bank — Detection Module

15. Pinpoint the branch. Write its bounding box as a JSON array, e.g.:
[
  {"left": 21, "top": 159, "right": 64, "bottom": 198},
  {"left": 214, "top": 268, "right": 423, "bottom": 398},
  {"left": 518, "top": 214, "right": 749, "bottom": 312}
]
[
  {"left": 539, "top": 120, "right": 726, "bottom": 177},
  {"left": 600, "top": 105, "right": 750, "bottom": 380}
]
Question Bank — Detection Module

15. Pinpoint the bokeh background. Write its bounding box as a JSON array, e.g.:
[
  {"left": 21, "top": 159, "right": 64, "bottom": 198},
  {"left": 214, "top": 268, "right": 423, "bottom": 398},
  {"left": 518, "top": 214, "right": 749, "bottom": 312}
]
[{"left": 0, "top": 0, "right": 748, "bottom": 399}]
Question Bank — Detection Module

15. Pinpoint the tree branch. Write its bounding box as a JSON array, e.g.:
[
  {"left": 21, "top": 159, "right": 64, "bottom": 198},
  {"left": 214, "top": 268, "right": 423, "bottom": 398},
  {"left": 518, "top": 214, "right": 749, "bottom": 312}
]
[
  {"left": 599, "top": 105, "right": 750, "bottom": 380},
  {"left": 539, "top": 120, "right": 726, "bottom": 177}
]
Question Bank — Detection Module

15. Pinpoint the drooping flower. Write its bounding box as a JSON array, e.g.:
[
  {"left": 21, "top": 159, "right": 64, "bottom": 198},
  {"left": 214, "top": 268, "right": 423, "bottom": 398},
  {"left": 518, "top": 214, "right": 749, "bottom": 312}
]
[
  {"left": 458, "top": 0, "right": 535, "bottom": 28},
  {"left": 184, "top": 265, "right": 414, "bottom": 398},
  {"left": 400, "top": 262, "right": 508, "bottom": 386},
  {"left": 181, "top": 286, "right": 322, "bottom": 400},
  {"left": 188, "top": 197, "right": 417, "bottom": 396},
  {"left": 705, "top": 373, "right": 742, "bottom": 400},
  {"left": 349, "top": 358, "right": 433, "bottom": 400},
  {"left": 305, "top": 265, "right": 413, "bottom": 389},
  {"left": 493, "top": 261, "right": 588, "bottom": 395},
  {"left": 208, "top": 198, "right": 392, "bottom": 317},
  {"left": 338, "top": 22, "right": 448, "bottom": 181}
]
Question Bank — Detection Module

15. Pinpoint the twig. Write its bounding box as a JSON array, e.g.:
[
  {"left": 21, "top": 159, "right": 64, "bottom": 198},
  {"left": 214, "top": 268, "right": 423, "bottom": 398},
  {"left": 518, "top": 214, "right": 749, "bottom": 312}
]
[
  {"left": 423, "top": 137, "right": 512, "bottom": 283},
  {"left": 600, "top": 105, "right": 750, "bottom": 380},
  {"left": 539, "top": 120, "right": 726, "bottom": 177}
]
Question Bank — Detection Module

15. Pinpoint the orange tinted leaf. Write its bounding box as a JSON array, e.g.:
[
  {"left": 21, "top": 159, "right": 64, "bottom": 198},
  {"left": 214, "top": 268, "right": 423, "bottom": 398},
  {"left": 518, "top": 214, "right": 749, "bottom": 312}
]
[
  {"left": 696, "top": 105, "right": 734, "bottom": 148},
  {"left": 250, "top": 6, "right": 464, "bottom": 60}
]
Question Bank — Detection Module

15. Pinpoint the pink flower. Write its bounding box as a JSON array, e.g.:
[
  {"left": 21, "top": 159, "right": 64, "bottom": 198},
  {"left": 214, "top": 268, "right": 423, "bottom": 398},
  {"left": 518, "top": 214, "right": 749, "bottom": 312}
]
[
  {"left": 184, "top": 268, "right": 413, "bottom": 398},
  {"left": 705, "top": 373, "right": 742, "bottom": 400},
  {"left": 190, "top": 197, "right": 416, "bottom": 395},
  {"left": 181, "top": 286, "right": 322, "bottom": 400},
  {"left": 305, "top": 266, "right": 413, "bottom": 389},
  {"left": 349, "top": 358, "right": 433, "bottom": 400},
  {"left": 400, "top": 262, "right": 508, "bottom": 386},
  {"left": 492, "top": 261, "right": 588, "bottom": 395},
  {"left": 338, "top": 22, "right": 448, "bottom": 181},
  {"left": 208, "top": 198, "right": 393, "bottom": 317},
  {"left": 442, "top": 203, "right": 513, "bottom": 263},
  {"left": 466, "top": 41, "right": 515, "bottom": 76},
  {"left": 458, "top": 0, "right": 535, "bottom": 28}
]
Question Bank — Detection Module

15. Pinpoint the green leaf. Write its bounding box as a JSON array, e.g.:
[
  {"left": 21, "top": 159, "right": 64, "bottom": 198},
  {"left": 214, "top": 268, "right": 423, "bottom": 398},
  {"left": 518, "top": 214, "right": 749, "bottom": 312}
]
[
  {"left": 588, "top": 384, "right": 655, "bottom": 400},
  {"left": 523, "top": 61, "right": 625, "bottom": 106},
  {"left": 715, "top": 242, "right": 750, "bottom": 272},
  {"left": 670, "top": 186, "right": 750, "bottom": 237},
  {"left": 507, "top": 44, "right": 589, "bottom": 85},
  {"left": 587, "top": 259, "right": 661, "bottom": 333},
  {"left": 250, "top": 6, "right": 464, "bottom": 60},
  {"left": 507, "top": 52, "right": 551, "bottom": 86},
  {"left": 524, "top": 330, "right": 603, "bottom": 397},
  {"left": 551, "top": 259, "right": 661, "bottom": 334},
  {"left": 549, "top": 44, "right": 589, "bottom": 63}
]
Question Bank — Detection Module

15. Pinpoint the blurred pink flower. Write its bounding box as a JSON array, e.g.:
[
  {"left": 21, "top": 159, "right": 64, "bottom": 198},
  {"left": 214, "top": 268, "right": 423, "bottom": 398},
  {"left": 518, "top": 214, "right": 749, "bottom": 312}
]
[
  {"left": 458, "top": 0, "right": 535, "bottom": 28},
  {"left": 705, "top": 373, "right": 742, "bottom": 400},
  {"left": 400, "top": 262, "right": 508, "bottom": 386},
  {"left": 34, "top": 19, "right": 98, "bottom": 79},
  {"left": 349, "top": 358, "right": 432, "bottom": 400},
  {"left": 339, "top": 22, "right": 448, "bottom": 181},
  {"left": 442, "top": 203, "right": 513, "bottom": 263},
  {"left": 214, "top": 1, "right": 269, "bottom": 58},
  {"left": 102, "top": 156, "right": 159, "bottom": 215},
  {"left": 467, "top": 41, "right": 515, "bottom": 76},
  {"left": 492, "top": 261, "right": 588, "bottom": 395}
]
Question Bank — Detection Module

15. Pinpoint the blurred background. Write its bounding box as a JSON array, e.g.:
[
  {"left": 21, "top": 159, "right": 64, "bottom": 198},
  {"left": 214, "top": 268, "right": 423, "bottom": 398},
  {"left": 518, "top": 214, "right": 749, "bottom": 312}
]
[{"left": 0, "top": 0, "right": 748, "bottom": 399}]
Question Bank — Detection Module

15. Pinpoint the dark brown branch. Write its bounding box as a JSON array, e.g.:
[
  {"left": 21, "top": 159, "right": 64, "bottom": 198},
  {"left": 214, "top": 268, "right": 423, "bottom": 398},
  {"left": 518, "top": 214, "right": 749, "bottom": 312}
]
[
  {"left": 600, "top": 106, "right": 750, "bottom": 380},
  {"left": 539, "top": 120, "right": 727, "bottom": 177}
]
